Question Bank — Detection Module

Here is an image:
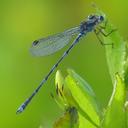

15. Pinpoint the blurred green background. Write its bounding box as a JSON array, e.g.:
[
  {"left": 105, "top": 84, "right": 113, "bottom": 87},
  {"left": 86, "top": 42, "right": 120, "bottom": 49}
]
[{"left": 0, "top": 0, "right": 128, "bottom": 127}]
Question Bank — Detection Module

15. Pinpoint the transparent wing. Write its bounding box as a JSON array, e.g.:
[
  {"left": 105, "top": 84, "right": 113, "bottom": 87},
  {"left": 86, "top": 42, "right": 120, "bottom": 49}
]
[{"left": 30, "top": 27, "right": 80, "bottom": 56}]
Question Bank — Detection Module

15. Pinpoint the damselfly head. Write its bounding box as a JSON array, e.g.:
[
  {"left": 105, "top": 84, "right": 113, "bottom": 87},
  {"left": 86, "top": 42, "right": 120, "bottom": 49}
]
[{"left": 88, "top": 14, "right": 104, "bottom": 23}]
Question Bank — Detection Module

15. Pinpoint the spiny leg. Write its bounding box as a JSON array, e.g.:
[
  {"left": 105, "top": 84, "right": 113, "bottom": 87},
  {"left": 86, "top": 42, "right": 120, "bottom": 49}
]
[
  {"left": 97, "top": 27, "right": 117, "bottom": 37},
  {"left": 94, "top": 29, "right": 106, "bottom": 46},
  {"left": 98, "top": 19, "right": 117, "bottom": 37},
  {"left": 94, "top": 29, "right": 114, "bottom": 47}
]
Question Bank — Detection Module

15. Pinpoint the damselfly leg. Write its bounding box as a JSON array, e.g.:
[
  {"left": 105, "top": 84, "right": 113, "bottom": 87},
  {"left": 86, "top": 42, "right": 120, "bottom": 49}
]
[{"left": 94, "top": 20, "right": 117, "bottom": 46}]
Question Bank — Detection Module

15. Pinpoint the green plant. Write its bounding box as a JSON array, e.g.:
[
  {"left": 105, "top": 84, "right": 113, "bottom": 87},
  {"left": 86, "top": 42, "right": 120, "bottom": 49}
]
[{"left": 45, "top": 12, "right": 128, "bottom": 128}]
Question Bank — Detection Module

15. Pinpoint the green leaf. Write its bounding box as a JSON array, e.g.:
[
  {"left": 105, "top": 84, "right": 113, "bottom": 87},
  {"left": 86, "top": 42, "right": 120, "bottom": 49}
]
[
  {"left": 95, "top": 10, "right": 128, "bottom": 85},
  {"left": 53, "top": 107, "right": 79, "bottom": 128},
  {"left": 102, "top": 18, "right": 126, "bottom": 84},
  {"left": 78, "top": 112, "right": 97, "bottom": 128},
  {"left": 102, "top": 73, "right": 126, "bottom": 128},
  {"left": 123, "top": 44, "right": 128, "bottom": 88},
  {"left": 65, "top": 69, "right": 101, "bottom": 127},
  {"left": 54, "top": 70, "right": 67, "bottom": 108},
  {"left": 125, "top": 101, "right": 128, "bottom": 127},
  {"left": 55, "top": 70, "right": 78, "bottom": 109}
]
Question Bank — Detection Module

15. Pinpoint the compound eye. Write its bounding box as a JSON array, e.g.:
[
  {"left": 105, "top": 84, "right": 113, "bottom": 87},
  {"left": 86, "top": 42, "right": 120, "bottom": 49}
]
[{"left": 99, "top": 16, "right": 104, "bottom": 21}]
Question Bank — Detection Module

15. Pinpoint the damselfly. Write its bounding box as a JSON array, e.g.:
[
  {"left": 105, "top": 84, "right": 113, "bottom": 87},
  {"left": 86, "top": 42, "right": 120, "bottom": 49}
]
[{"left": 16, "top": 14, "right": 114, "bottom": 114}]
